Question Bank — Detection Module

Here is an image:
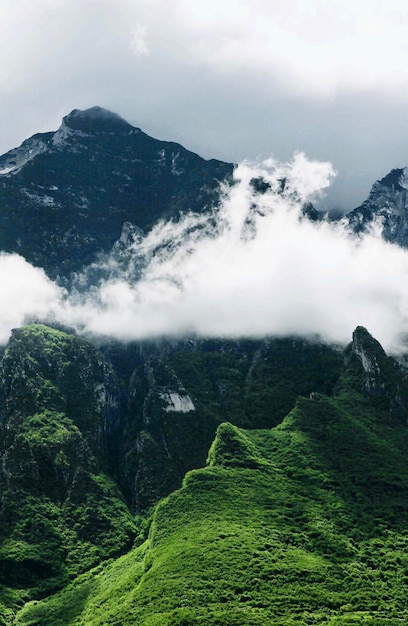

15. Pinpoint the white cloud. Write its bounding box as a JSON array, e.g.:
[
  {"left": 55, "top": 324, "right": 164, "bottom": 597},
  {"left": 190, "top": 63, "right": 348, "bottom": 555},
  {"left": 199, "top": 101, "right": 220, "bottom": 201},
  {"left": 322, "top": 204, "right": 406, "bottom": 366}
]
[
  {"left": 130, "top": 25, "right": 149, "bottom": 57},
  {"left": 0, "top": 254, "right": 62, "bottom": 343},
  {"left": 139, "top": 0, "right": 408, "bottom": 99},
  {"left": 45, "top": 155, "right": 408, "bottom": 353},
  {"left": 3, "top": 0, "right": 408, "bottom": 102},
  {"left": 4, "top": 153, "right": 408, "bottom": 353}
]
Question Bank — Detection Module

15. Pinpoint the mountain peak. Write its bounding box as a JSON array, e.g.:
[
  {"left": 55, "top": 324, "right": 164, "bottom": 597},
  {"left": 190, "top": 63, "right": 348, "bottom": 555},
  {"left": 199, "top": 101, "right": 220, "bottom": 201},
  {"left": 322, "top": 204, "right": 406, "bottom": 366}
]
[
  {"left": 351, "top": 326, "right": 385, "bottom": 374},
  {"left": 346, "top": 165, "right": 408, "bottom": 245},
  {"left": 62, "top": 106, "right": 135, "bottom": 133},
  {"left": 0, "top": 106, "right": 233, "bottom": 278},
  {"left": 376, "top": 167, "right": 408, "bottom": 192}
]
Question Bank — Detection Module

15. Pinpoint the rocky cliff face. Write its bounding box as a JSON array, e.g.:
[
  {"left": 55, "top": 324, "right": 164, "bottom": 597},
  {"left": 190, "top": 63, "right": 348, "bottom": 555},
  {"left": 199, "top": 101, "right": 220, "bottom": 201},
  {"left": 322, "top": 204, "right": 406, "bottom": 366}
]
[
  {"left": 346, "top": 168, "right": 408, "bottom": 246},
  {"left": 0, "top": 106, "right": 233, "bottom": 279},
  {"left": 3, "top": 105, "right": 408, "bottom": 288},
  {"left": 112, "top": 336, "right": 344, "bottom": 511},
  {"left": 339, "top": 326, "right": 408, "bottom": 417}
]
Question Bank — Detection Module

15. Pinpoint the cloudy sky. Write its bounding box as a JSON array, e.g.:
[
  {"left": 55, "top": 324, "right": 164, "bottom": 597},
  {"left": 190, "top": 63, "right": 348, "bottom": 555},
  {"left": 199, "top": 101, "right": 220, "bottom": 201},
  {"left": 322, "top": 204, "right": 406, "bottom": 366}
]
[
  {"left": 2, "top": 2, "right": 408, "bottom": 351},
  {"left": 1, "top": 0, "right": 408, "bottom": 211}
]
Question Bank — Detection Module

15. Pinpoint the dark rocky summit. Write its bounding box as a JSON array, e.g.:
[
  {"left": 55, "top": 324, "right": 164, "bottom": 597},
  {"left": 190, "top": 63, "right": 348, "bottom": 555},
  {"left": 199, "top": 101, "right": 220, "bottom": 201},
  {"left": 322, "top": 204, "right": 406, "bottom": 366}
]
[{"left": 0, "top": 106, "right": 233, "bottom": 279}]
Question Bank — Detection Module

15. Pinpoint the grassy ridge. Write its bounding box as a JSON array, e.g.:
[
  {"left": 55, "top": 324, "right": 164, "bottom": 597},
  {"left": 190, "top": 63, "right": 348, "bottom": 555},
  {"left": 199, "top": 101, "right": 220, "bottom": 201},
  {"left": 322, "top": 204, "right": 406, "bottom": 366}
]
[
  {"left": 119, "top": 337, "right": 344, "bottom": 510},
  {"left": 0, "top": 326, "right": 344, "bottom": 619},
  {"left": 16, "top": 388, "right": 408, "bottom": 625}
]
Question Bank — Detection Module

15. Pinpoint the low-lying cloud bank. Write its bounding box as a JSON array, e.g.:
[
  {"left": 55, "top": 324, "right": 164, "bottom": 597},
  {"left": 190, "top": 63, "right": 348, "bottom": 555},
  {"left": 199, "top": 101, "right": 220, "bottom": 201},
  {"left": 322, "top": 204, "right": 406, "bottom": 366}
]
[{"left": 3, "top": 153, "right": 408, "bottom": 353}]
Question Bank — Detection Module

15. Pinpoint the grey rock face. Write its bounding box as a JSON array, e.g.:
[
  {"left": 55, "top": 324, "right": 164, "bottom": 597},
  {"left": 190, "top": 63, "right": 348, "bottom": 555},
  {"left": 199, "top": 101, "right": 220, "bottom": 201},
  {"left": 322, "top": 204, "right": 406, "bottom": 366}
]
[
  {"left": 344, "top": 326, "right": 408, "bottom": 416},
  {"left": 347, "top": 168, "right": 408, "bottom": 247},
  {"left": 0, "top": 107, "right": 233, "bottom": 280}
]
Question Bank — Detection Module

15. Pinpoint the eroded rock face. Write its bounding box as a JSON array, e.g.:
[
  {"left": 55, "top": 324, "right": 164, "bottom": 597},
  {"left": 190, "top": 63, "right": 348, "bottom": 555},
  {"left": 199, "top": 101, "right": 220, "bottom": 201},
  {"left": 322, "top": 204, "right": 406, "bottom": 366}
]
[
  {"left": 347, "top": 168, "right": 408, "bottom": 247},
  {"left": 342, "top": 326, "right": 408, "bottom": 417},
  {"left": 350, "top": 326, "right": 386, "bottom": 375},
  {"left": 117, "top": 337, "right": 344, "bottom": 511}
]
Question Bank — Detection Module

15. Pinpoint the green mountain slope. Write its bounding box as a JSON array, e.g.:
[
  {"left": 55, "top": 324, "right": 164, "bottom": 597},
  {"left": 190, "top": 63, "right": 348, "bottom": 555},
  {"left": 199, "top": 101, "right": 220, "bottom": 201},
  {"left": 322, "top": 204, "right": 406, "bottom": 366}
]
[
  {"left": 114, "top": 337, "right": 343, "bottom": 511},
  {"left": 0, "top": 324, "right": 344, "bottom": 622},
  {"left": 0, "top": 325, "right": 136, "bottom": 621},
  {"left": 14, "top": 328, "right": 408, "bottom": 625}
]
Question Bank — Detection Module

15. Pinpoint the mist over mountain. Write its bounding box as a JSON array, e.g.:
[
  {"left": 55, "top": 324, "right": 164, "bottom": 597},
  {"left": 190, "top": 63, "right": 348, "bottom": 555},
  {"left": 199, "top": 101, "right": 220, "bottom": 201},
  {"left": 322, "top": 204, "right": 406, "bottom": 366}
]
[
  {"left": 0, "top": 108, "right": 408, "bottom": 351},
  {"left": 2, "top": 107, "right": 408, "bottom": 624}
]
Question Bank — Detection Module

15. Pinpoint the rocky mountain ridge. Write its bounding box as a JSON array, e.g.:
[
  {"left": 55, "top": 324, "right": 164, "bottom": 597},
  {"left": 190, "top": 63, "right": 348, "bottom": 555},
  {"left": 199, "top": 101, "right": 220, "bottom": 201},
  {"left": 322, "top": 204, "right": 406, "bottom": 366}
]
[
  {"left": 0, "top": 106, "right": 408, "bottom": 286},
  {"left": 0, "top": 106, "right": 233, "bottom": 278},
  {"left": 346, "top": 167, "right": 408, "bottom": 246}
]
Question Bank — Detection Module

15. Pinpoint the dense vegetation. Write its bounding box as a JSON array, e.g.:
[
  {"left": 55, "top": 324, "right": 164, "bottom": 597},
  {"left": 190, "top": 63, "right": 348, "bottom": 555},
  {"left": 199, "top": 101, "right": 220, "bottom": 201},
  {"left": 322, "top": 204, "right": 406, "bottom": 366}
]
[
  {"left": 115, "top": 336, "right": 343, "bottom": 510},
  {"left": 0, "top": 325, "right": 136, "bottom": 622},
  {"left": 15, "top": 396, "right": 408, "bottom": 624},
  {"left": 1, "top": 324, "right": 408, "bottom": 624}
]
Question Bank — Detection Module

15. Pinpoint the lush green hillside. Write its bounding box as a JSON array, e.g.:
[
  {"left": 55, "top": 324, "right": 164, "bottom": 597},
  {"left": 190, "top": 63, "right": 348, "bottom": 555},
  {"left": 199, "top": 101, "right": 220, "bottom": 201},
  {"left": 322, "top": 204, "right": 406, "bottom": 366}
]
[
  {"left": 13, "top": 328, "right": 408, "bottom": 625},
  {"left": 0, "top": 324, "right": 345, "bottom": 622},
  {"left": 0, "top": 325, "right": 136, "bottom": 622}
]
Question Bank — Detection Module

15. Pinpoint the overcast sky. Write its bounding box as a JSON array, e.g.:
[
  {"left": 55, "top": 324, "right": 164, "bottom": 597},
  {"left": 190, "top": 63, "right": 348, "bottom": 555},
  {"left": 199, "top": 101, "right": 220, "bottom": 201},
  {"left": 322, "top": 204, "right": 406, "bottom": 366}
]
[{"left": 2, "top": 0, "right": 408, "bottom": 211}]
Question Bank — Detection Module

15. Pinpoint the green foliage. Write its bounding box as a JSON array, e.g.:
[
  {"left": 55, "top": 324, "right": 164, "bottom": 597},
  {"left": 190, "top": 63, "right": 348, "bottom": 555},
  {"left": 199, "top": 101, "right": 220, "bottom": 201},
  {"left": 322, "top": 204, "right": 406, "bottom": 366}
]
[
  {"left": 15, "top": 545, "right": 148, "bottom": 626},
  {"left": 207, "top": 422, "right": 271, "bottom": 468},
  {"left": 1, "top": 324, "right": 121, "bottom": 449},
  {"left": 5, "top": 324, "right": 408, "bottom": 624},
  {"left": 0, "top": 325, "right": 136, "bottom": 619},
  {"left": 119, "top": 336, "right": 344, "bottom": 510},
  {"left": 166, "top": 338, "right": 344, "bottom": 429},
  {"left": 16, "top": 383, "right": 408, "bottom": 625}
]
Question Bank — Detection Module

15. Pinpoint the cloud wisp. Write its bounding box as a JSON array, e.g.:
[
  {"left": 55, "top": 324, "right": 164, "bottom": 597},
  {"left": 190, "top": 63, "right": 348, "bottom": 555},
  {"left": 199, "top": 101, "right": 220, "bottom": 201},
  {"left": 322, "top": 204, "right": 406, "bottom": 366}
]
[{"left": 3, "top": 153, "right": 408, "bottom": 353}]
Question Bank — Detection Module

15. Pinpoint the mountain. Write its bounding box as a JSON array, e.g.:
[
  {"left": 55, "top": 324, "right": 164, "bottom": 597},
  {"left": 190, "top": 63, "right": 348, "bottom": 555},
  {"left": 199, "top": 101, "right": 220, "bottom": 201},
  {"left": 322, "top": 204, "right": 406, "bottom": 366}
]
[
  {"left": 2, "top": 109, "right": 408, "bottom": 623},
  {"left": 1, "top": 105, "right": 407, "bottom": 287},
  {"left": 0, "top": 106, "right": 233, "bottom": 278},
  {"left": 0, "top": 324, "right": 341, "bottom": 621},
  {"left": 0, "top": 325, "right": 136, "bottom": 605},
  {"left": 346, "top": 167, "right": 408, "bottom": 245},
  {"left": 5, "top": 324, "right": 408, "bottom": 625},
  {"left": 109, "top": 336, "right": 343, "bottom": 511}
]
